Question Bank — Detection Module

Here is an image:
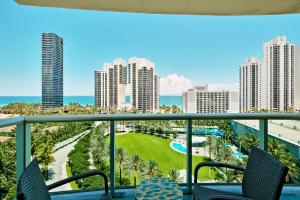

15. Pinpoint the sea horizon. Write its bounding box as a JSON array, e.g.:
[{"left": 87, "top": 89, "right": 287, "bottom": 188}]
[{"left": 0, "top": 96, "right": 182, "bottom": 108}]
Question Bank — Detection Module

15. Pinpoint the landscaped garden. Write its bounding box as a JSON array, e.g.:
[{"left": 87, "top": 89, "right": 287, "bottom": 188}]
[{"left": 114, "top": 132, "right": 215, "bottom": 181}]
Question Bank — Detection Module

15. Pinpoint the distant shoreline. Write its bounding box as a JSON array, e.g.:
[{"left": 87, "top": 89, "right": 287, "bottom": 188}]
[{"left": 0, "top": 96, "right": 182, "bottom": 108}]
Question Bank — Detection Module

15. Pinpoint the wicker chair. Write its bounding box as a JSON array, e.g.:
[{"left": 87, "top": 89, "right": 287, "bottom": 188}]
[
  {"left": 17, "top": 159, "right": 112, "bottom": 200},
  {"left": 194, "top": 146, "right": 288, "bottom": 200}
]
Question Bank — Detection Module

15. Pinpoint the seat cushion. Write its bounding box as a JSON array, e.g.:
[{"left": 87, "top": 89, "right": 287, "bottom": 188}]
[{"left": 194, "top": 184, "right": 244, "bottom": 200}]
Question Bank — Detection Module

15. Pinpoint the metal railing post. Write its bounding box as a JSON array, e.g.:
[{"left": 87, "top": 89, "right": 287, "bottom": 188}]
[
  {"left": 186, "top": 119, "right": 193, "bottom": 193},
  {"left": 259, "top": 119, "right": 268, "bottom": 151},
  {"left": 109, "top": 120, "right": 115, "bottom": 196},
  {"left": 16, "top": 123, "right": 31, "bottom": 182}
]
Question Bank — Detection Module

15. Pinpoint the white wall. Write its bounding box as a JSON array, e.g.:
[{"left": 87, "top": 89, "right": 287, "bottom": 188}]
[{"left": 295, "top": 45, "right": 300, "bottom": 110}]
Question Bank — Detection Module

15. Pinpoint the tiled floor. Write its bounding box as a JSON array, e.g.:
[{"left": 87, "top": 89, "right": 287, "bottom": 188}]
[{"left": 50, "top": 185, "right": 300, "bottom": 200}]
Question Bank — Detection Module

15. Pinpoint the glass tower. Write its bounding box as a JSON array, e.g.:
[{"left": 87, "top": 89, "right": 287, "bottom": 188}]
[{"left": 42, "top": 33, "right": 63, "bottom": 109}]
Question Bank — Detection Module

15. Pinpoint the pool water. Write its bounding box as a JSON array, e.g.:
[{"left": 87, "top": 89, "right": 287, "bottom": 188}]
[
  {"left": 172, "top": 141, "right": 246, "bottom": 159},
  {"left": 233, "top": 151, "right": 245, "bottom": 158},
  {"left": 193, "top": 128, "right": 224, "bottom": 136},
  {"left": 172, "top": 142, "right": 186, "bottom": 153}
]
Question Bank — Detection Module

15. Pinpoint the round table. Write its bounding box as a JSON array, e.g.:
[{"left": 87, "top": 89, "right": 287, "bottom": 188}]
[{"left": 135, "top": 178, "right": 183, "bottom": 200}]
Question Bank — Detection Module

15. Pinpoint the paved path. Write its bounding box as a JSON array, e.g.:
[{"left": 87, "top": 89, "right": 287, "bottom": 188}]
[{"left": 46, "top": 130, "right": 89, "bottom": 192}]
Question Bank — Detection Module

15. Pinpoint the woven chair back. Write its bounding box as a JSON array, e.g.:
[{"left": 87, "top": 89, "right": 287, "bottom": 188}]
[{"left": 242, "top": 146, "right": 288, "bottom": 200}]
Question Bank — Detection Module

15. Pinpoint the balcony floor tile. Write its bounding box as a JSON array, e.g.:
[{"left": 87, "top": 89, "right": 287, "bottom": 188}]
[{"left": 50, "top": 185, "right": 300, "bottom": 200}]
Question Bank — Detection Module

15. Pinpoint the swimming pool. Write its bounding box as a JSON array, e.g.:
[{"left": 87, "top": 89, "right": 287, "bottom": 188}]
[
  {"left": 193, "top": 128, "right": 224, "bottom": 136},
  {"left": 233, "top": 151, "right": 245, "bottom": 158},
  {"left": 171, "top": 142, "right": 186, "bottom": 153}
]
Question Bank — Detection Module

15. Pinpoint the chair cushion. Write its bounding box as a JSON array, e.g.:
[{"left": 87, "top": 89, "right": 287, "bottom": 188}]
[{"left": 194, "top": 184, "right": 244, "bottom": 200}]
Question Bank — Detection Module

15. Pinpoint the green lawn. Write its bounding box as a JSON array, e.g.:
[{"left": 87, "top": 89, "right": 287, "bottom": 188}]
[
  {"left": 66, "top": 163, "right": 79, "bottom": 190},
  {"left": 112, "top": 132, "right": 215, "bottom": 181}
]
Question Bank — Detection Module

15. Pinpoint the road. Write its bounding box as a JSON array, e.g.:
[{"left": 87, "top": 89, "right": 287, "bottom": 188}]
[{"left": 46, "top": 130, "right": 89, "bottom": 192}]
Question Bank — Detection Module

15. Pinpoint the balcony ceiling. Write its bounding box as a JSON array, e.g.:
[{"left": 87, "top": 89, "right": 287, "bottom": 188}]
[{"left": 15, "top": 0, "right": 300, "bottom": 15}]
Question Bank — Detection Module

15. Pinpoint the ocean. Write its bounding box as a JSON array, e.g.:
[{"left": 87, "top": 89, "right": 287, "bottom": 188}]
[{"left": 0, "top": 96, "right": 182, "bottom": 108}]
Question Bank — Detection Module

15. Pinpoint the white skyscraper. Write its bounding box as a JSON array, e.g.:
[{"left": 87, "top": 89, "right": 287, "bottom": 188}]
[
  {"left": 263, "top": 36, "right": 295, "bottom": 111},
  {"left": 239, "top": 57, "right": 265, "bottom": 112},
  {"left": 183, "top": 85, "right": 238, "bottom": 113},
  {"left": 295, "top": 45, "right": 300, "bottom": 110},
  {"left": 94, "top": 59, "right": 126, "bottom": 110},
  {"left": 128, "top": 57, "right": 160, "bottom": 113}
]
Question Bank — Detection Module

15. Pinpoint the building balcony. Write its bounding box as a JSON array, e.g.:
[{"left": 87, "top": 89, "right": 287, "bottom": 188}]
[{"left": 1, "top": 113, "right": 300, "bottom": 199}]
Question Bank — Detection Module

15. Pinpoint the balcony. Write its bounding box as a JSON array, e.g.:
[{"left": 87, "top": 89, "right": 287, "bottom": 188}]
[{"left": 1, "top": 113, "right": 300, "bottom": 199}]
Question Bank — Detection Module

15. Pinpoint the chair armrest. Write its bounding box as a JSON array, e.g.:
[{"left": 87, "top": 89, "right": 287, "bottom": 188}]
[
  {"left": 194, "top": 161, "right": 245, "bottom": 183},
  {"left": 47, "top": 170, "right": 109, "bottom": 194},
  {"left": 209, "top": 195, "right": 253, "bottom": 200}
]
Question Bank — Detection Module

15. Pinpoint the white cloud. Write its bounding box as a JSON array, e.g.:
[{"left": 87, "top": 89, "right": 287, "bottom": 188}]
[{"left": 160, "top": 74, "right": 193, "bottom": 95}]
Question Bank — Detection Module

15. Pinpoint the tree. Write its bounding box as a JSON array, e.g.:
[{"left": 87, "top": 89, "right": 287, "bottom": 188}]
[
  {"left": 268, "top": 139, "right": 300, "bottom": 182},
  {"left": 213, "top": 138, "right": 224, "bottom": 156},
  {"left": 206, "top": 136, "right": 214, "bottom": 160},
  {"left": 216, "top": 146, "right": 234, "bottom": 164},
  {"left": 35, "top": 142, "right": 55, "bottom": 179},
  {"left": 116, "top": 147, "right": 127, "bottom": 185},
  {"left": 238, "top": 133, "right": 259, "bottom": 152},
  {"left": 143, "top": 160, "right": 162, "bottom": 179},
  {"left": 124, "top": 154, "right": 145, "bottom": 186},
  {"left": 168, "top": 168, "right": 181, "bottom": 183},
  {"left": 214, "top": 169, "right": 237, "bottom": 183},
  {"left": 206, "top": 136, "right": 215, "bottom": 178}
]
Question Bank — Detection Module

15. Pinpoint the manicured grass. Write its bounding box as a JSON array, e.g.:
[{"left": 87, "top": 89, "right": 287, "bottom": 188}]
[
  {"left": 112, "top": 132, "right": 215, "bottom": 181},
  {"left": 66, "top": 163, "right": 79, "bottom": 190}
]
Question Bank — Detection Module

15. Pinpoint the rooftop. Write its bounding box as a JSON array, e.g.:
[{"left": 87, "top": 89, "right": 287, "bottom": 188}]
[{"left": 235, "top": 120, "right": 300, "bottom": 146}]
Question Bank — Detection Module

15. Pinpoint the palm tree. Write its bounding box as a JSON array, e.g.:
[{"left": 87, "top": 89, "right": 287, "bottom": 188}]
[
  {"left": 238, "top": 133, "right": 259, "bottom": 152},
  {"left": 206, "top": 136, "right": 214, "bottom": 160},
  {"left": 206, "top": 136, "right": 215, "bottom": 178},
  {"left": 124, "top": 154, "right": 145, "bottom": 186},
  {"left": 168, "top": 168, "right": 180, "bottom": 183},
  {"left": 143, "top": 160, "right": 162, "bottom": 179},
  {"left": 268, "top": 138, "right": 286, "bottom": 159},
  {"left": 268, "top": 139, "right": 300, "bottom": 182},
  {"left": 217, "top": 146, "right": 233, "bottom": 164},
  {"left": 116, "top": 147, "right": 127, "bottom": 185},
  {"left": 35, "top": 142, "right": 55, "bottom": 179},
  {"left": 214, "top": 138, "right": 224, "bottom": 156}
]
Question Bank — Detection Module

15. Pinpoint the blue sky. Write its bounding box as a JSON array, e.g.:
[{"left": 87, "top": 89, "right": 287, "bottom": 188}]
[{"left": 1, "top": 1, "right": 300, "bottom": 95}]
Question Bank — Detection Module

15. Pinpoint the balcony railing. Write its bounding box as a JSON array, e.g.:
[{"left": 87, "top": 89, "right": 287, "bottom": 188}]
[{"left": 1, "top": 113, "right": 300, "bottom": 197}]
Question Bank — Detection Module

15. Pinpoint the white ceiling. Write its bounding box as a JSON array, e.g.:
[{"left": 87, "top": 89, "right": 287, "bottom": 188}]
[{"left": 15, "top": 0, "right": 300, "bottom": 15}]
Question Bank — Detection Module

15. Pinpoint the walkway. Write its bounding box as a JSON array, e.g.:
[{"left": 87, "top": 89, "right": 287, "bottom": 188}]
[{"left": 46, "top": 130, "right": 89, "bottom": 192}]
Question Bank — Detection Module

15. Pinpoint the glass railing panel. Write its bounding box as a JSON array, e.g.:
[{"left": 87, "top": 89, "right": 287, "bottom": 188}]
[
  {"left": 192, "top": 119, "right": 249, "bottom": 184},
  {"left": 0, "top": 125, "right": 16, "bottom": 200},
  {"left": 30, "top": 122, "right": 105, "bottom": 192},
  {"left": 268, "top": 119, "right": 300, "bottom": 184},
  {"left": 113, "top": 120, "right": 186, "bottom": 188}
]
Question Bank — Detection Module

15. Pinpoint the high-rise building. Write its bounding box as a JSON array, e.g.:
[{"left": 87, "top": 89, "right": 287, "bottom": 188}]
[
  {"left": 239, "top": 57, "right": 264, "bottom": 112},
  {"left": 239, "top": 36, "right": 296, "bottom": 112},
  {"left": 295, "top": 45, "right": 300, "bottom": 110},
  {"left": 263, "top": 36, "right": 295, "bottom": 111},
  {"left": 42, "top": 33, "right": 63, "bottom": 109},
  {"left": 94, "top": 63, "right": 110, "bottom": 108},
  {"left": 128, "top": 57, "right": 160, "bottom": 113},
  {"left": 94, "top": 59, "right": 126, "bottom": 109},
  {"left": 183, "top": 85, "right": 238, "bottom": 113}
]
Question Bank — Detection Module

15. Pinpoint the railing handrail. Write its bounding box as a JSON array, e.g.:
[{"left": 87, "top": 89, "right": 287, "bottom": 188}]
[
  {"left": 2, "top": 112, "right": 300, "bottom": 197},
  {"left": 1, "top": 113, "right": 300, "bottom": 127},
  {"left": 0, "top": 116, "right": 24, "bottom": 128}
]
